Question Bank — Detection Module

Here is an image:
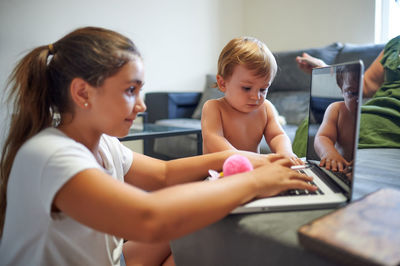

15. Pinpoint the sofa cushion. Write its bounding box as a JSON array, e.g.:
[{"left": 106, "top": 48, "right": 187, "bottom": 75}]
[
  {"left": 145, "top": 92, "right": 201, "bottom": 123},
  {"left": 267, "top": 91, "right": 309, "bottom": 125},
  {"left": 334, "top": 43, "right": 385, "bottom": 69},
  {"left": 192, "top": 74, "right": 224, "bottom": 119},
  {"left": 260, "top": 124, "right": 299, "bottom": 154},
  {"left": 270, "top": 42, "right": 343, "bottom": 93}
]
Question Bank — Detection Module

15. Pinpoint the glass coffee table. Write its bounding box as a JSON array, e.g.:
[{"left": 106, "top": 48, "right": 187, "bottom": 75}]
[{"left": 119, "top": 123, "right": 202, "bottom": 155}]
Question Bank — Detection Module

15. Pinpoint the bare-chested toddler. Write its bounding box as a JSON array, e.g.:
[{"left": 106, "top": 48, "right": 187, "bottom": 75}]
[
  {"left": 201, "top": 37, "right": 302, "bottom": 165},
  {"left": 314, "top": 65, "right": 360, "bottom": 172}
]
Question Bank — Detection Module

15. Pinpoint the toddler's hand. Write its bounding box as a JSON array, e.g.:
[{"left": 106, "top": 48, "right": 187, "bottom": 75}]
[
  {"left": 289, "top": 155, "right": 304, "bottom": 166},
  {"left": 319, "top": 153, "right": 350, "bottom": 172}
]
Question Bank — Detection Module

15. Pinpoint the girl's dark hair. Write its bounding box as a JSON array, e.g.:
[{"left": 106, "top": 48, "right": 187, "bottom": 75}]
[{"left": 0, "top": 26, "right": 141, "bottom": 236}]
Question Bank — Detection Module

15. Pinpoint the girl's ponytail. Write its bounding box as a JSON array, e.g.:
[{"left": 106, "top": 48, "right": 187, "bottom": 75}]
[{"left": 0, "top": 45, "right": 53, "bottom": 237}]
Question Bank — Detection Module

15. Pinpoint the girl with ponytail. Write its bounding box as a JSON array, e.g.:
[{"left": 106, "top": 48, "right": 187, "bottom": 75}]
[{"left": 0, "top": 27, "right": 315, "bottom": 266}]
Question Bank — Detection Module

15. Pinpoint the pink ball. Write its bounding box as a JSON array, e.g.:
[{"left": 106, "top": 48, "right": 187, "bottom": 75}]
[{"left": 222, "top": 155, "right": 254, "bottom": 176}]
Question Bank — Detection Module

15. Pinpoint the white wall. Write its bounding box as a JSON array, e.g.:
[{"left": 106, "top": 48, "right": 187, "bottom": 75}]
[
  {"left": 243, "top": 0, "right": 376, "bottom": 51},
  {"left": 0, "top": 0, "right": 243, "bottom": 149},
  {"left": 0, "top": 0, "right": 239, "bottom": 93},
  {"left": 0, "top": 0, "right": 377, "bottom": 150}
]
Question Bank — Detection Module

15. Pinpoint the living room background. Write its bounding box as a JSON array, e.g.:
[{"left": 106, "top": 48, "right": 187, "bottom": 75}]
[{"left": 0, "top": 0, "right": 377, "bottom": 150}]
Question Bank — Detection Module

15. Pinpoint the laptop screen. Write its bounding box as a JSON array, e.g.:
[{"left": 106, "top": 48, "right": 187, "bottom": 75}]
[{"left": 306, "top": 61, "right": 364, "bottom": 195}]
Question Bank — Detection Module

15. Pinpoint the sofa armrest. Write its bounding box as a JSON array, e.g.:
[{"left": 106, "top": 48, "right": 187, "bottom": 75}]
[{"left": 144, "top": 92, "right": 202, "bottom": 123}]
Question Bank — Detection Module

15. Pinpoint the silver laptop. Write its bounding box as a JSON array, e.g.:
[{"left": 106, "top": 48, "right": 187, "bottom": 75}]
[{"left": 232, "top": 61, "right": 364, "bottom": 214}]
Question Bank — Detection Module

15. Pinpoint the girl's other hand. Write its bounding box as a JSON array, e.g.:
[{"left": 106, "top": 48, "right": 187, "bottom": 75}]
[{"left": 250, "top": 157, "right": 317, "bottom": 198}]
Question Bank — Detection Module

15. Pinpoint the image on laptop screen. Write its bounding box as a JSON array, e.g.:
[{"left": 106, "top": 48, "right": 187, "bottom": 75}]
[{"left": 306, "top": 61, "right": 363, "bottom": 197}]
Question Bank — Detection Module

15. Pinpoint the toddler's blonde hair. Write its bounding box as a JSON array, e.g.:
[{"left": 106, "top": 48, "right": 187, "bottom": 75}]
[{"left": 217, "top": 37, "right": 277, "bottom": 82}]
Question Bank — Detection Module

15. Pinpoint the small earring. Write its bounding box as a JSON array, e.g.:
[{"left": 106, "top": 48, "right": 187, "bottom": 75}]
[{"left": 84, "top": 102, "right": 88, "bottom": 108}]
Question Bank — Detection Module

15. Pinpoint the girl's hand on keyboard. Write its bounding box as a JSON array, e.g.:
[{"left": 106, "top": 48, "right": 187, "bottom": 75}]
[{"left": 250, "top": 157, "right": 318, "bottom": 198}]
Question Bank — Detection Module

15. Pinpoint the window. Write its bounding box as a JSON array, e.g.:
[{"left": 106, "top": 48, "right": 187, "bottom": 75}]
[{"left": 375, "top": 0, "right": 400, "bottom": 43}]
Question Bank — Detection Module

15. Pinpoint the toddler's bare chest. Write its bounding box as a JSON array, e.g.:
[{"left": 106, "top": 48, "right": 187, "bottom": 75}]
[
  {"left": 221, "top": 113, "right": 267, "bottom": 147},
  {"left": 336, "top": 115, "right": 356, "bottom": 150}
]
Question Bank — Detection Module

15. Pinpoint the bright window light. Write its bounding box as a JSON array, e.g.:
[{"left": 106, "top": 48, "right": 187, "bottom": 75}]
[
  {"left": 376, "top": 0, "right": 400, "bottom": 43},
  {"left": 387, "top": 0, "right": 400, "bottom": 39}
]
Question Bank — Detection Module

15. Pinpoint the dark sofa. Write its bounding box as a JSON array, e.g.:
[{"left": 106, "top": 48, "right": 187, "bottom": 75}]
[{"left": 144, "top": 42, "right": 385, "bottom": 159}]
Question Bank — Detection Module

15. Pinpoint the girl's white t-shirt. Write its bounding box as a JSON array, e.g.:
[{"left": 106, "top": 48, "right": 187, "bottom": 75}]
[{"left": 0, "top": 127, "right": 133, "bottom": 266}]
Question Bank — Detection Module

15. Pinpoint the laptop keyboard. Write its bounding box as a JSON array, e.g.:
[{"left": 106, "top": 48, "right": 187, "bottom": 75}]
[
  {"left": 279, "top": 169, "right": 324, "bottom": 196},
  {"left": 324, "top": 169, "right": 352, "bottom": 186}
]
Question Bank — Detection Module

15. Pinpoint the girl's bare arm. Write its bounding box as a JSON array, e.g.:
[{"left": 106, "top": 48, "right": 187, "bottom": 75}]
[
  {"left": 53, "top": 156, "right": 315, "bottom": 243},
  {"left": 124, "top": 149, "right": 278, "bottom": 190}
]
